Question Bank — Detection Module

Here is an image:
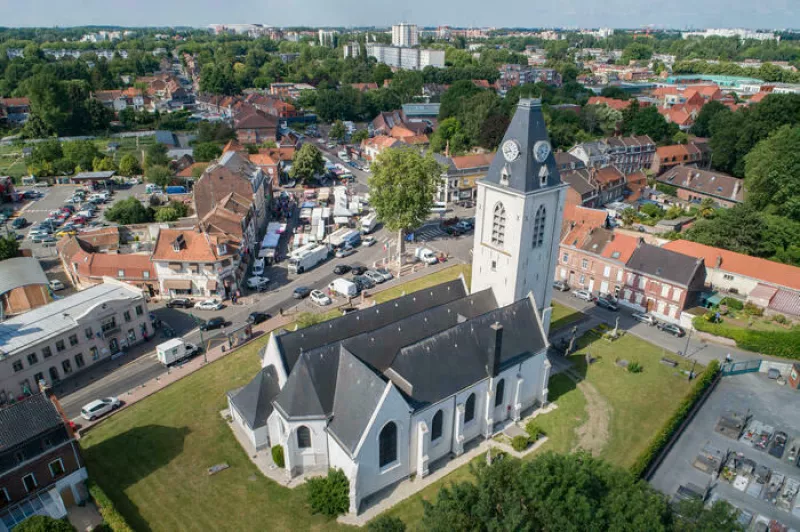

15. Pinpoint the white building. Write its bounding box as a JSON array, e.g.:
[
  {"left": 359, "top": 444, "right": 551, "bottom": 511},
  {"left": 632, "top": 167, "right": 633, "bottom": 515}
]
[
  {"left": 366, "top": 44, "right": 444, "bottom": 70},
  {"left": 392, "top": 23, "right": 419, "bottom": 47},
  {"left": 318, "top": 30, "right": 338, "bottom": 48},
  {"left": 682, "top": 28, "right": 778, "bottom": 41},
  {"left": 343, "top": 42, "right": 360, "bottom": 59},
  {"left": 227, "top": 98, "right": 565, "bottom": 514}
]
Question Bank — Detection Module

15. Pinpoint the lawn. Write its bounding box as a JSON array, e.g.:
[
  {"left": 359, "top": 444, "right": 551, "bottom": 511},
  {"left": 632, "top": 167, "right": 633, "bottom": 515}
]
[
  {"left": 550, "top": 301, "right": 583, "bottom": 332},
  {"left": 372, "top": 263, "right": 471, "bottom": 303}
]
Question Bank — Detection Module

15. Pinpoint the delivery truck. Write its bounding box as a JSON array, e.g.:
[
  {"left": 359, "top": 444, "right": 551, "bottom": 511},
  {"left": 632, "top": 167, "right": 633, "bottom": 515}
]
[
  {"left": 156, "top": 338, "right": 201, "bottom": 366},
  {"left": 415, "top": 247, "right": 439, "bottom": 265},
  {"left": 328, "top": 278, "right": 359, "bottom": 298},
  {"left": 288, "top": 244, "right": 329, "bottom": 274},
  {"left": 359, "top": 212, "right": 378, "bottom": 234}
]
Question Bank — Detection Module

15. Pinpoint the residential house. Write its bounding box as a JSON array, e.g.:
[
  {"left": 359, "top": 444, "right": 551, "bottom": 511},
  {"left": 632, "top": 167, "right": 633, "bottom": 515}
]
[
  {"left": 651, "top": 141, "right": 712, "bottom": 175},
  {"left": 586, "top": 96, "right": 633, "bottom": 112},
  {"left": 657, "top": 166, "right": 744, "bottom": 208},
  {"left": 56, "top": 236, "right": 157, "bottom": 296},
  {"left": 561, "top": 167, "right": 600, "bottom": 208},
  {"left": 360, "top": 136, "right": 402, "bottom": 161},
  {"left": 248, "top": 147, "right": 295, "bottom": 184},
  {"left": 370, "top": 110, "right": 429, "bottom": 138},
  {"left": 557, "top": 224, "right": 639, "bottom": 298},
  {"left": 269, "top": 83, "right": 316, "bottom": 100},
  {"left": 151, "top": 229, "right": 243, "bottom": 300},
  {"left": 620, "top": 242, "right": 706, "bottom": 322},
  {"left": 569, "top": 136, "right": 655, "bottom": 176},
  {"left": 232, "top": 108, "right": 278, "bottom": 145},
  {"left": 0, "top": 394, "right": 88, "bottom": 529},
  {"left": 593, "top": 166, "right": 626, "bottom": 204},
  {"left": 0, "top": 282, "right": 151, "bottom": 400},
  {"left": 496, "top": 64, "right": 562, "bottom": 91},
  {"left": 554, "top": 152, "right": 585, "bottom": 173},
  {"left": 0, "top": 98, "right": 31, "bottom": 124},
  {"left": 434, "top": 153, "right": 494, "bottom": 204},
  {"left": 93, "top": 89, "right": 149, "bottom": 112},
  {"left": 663, "top": 240, "right": 800, "bottom": 319},
  {"left": 350, "top": 83, "right": 378, "bottom": 92},
  {"left": 0, "top": 258, "right": 52, "bottom": 318},
  {"left": 243, "top": 93, "right": 300, "bottom": 119},
  {"left": 658, "top": 105, "right": 698, "bottom": 131}
]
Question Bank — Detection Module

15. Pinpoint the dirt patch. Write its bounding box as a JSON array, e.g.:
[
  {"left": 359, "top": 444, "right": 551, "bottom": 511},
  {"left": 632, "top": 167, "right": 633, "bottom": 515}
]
[{"left": 572, "top": 381, "right": 611, "bottom": 455}]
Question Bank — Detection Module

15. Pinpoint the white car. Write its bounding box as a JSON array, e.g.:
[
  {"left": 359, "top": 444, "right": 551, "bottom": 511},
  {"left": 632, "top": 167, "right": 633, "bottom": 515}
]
[
  {"left": 252, "top": 258, "right": 265, "bottom": 276},
  {"left": 632, "top": 312, "right": 659, "bottom": 326},
  {"left": 310, "top": 290, "right": 332, "bottom": 306},
  {"left": 48, "top": 279, "right": 65, "bottom": 291},
  {"left": 374, "top": 268, "right": 393, "bottom": 282},
  {"left": 573, "top": 289, "right": 594, "bottom": 302},
  {"left": 81, "top": 397, "right": 121, "bottom": 421},
  {"left": 246, "top": 276, "right": 270, "bottom": 291},
  {"left": 335, "top": 245, "right": 356, "bottom": 258},
  {"left": 194, "top": 299, "right": 223, "bottom": 311},
  {"left": 362, "top": 236, "right": 377, "bottom": 247},
  {"left": 364, "top": 270, "right": 386, "bottom": 284}
]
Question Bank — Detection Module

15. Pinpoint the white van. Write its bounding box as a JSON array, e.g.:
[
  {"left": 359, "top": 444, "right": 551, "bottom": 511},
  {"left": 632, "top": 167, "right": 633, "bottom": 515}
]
[
  {"left": 415, "top": 247, "right": 438, "bottom": 265},
  {"left": 328, "top": 278, "right": 358, "bottom": 298}
]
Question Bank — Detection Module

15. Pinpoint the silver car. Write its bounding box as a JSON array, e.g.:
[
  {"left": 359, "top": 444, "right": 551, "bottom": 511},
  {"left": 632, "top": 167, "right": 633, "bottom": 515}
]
[
  {"left": 573, "top": 289, "right": 594, "bottom": 302},
  {"left": 364, "top": 270, "right": 386, "bottom": 284},
  {"left": 632, "top": 312, "right": 658, "bottom": 326}
]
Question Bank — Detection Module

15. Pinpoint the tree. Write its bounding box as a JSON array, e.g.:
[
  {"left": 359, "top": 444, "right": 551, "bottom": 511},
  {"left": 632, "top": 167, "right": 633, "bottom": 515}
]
[
  {"left": 690, "top": 100, "right": 728, "bottom": 137},
  {"left": 30, "top": 139, "right": 63, "bottom": 165},
  {"left": 104, "top": 197, "right": 154, "bottom": 225},
  {"left": 368, "top": 148, "right": 443, "bottom": 264},
  {"left": 439, "top": 80, "right": 482, "bottom": 120},
  {"left": 698, "top": 198, "right": 716, "bottom": 219},
  {"left": 193, "top": 142, "right": 222, "bottom": 162},
  {"left": 624, "top": 105, "right": 677, "bottom": 144},
  {"left": 673, "top": 499, "right": 744, "bottom": 532},
  {"left": 0, "top": 234, "right": 20, "bottom": 261},
  {"left": 329, "top": 120, "right": 346, "bottom": 143},
  {"left": 195, "top": 122, "right": 236, "bottom": 144},
  {"left": 621, "top": 207, "right": 638, "bottom": 227},
  {"left": 14, "top": 515, "right": 75, "bottom": 532},
  {"left": 62, "top": 140, "right": 100, "bottom": 170},
  {"left": 744, "top": 125, "right": 800, "bottom": 221},
  {"left": 118, "top": 153, "right": 141, "bottom": 176},
  {"left": 290, "top": 143, "right": 325, "bottom": 184},
  {"left": 600, "top": 86, "right": 630, "bottom": 100},
  {"left": 673, "top": 131, "right": 689, "bottom": 145},
  {"left": 351, "top": 129, "right": 369, "bottom": 144},
  {"left": 145, "top": 143, "right": 170, "bottom": 169},
  {"left": 684, "top": 203, "right": 769, "bottom": 256},
  {"left": 306, "top": 468, "right": 349, "bottom": 517},
  {"left": 154, "top": 207, "right": 179, "bottom": 222},
  {"left": 368, "top": 516, "right": 406, "bottom": 532},
  {"left": 429, "top": 117, "right": 469, "bottom": 154},
  {"left": 92, "top": 156, "right": 117, "bottom": 172},
  {"left": 24, "top": 75, "right": 70, "bottom": 136},
  {"left": 146, "top": 165, "right": 173, "bottom": 187}
]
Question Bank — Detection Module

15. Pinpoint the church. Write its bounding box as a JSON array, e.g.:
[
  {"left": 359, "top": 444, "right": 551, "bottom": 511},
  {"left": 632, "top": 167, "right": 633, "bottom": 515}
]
[{"left": 226, "top": 98, "right": 567, "bottom": 514}]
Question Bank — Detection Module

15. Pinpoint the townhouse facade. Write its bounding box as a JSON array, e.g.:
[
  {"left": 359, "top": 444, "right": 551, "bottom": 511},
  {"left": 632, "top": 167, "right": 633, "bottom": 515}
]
[
  {"left": 434, "top": 153, "right": 494, "bottom": 204},
  {"left": 0, "top": 282, "right": 151, "bottom": 402},
  {"left": 651, "top": 141, "right": 712, "bottom": 175},
  {"left": 0, "top": 394, "right": 88, "bottom": 530},
  {"left": 657, "top": 166, "right": 744, "bottom": 208},
  {"left": 569, "top": 135, "right": 655, "bottom": 175}
]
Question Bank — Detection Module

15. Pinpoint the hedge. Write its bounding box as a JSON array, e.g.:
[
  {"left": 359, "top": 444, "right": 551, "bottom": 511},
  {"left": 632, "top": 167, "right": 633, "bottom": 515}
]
[
  {"left": 87, "top": 480, "right": 135, "bottom": 532},
  {"left": 271, "top": 444, "right": 285, "bottom": 468},
  {"left": 630, "top": 360, "right": 720, "bottom": 478},
  {"left": 307, "top": 468, "right": 350, "bottom": 517},
  {"left": 693, "top": 317, "right": 800, "bottom": 359}
]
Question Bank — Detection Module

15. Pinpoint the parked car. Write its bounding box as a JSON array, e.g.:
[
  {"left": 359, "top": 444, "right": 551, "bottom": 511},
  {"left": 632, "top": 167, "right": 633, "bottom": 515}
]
[
  {"left": 444, "top": 225, "right": 465, "bottom": 236},
  {"left": 11, "top": 217, "right": 27, "bottom": 229},
  {"left": 199, "top": 317, "right": 226, "bottom": 331},
  {"left": 335, "top": 244, "right": 356, "bottom": 258},
  {"left": 658, "top": 322, "right": 685, "bottom": 337},
  {"left": 350, "top": 265, "right": 368, "bottom": 276},
  {"left": 594, "top": 298, "right": 618, "bottom": 311},
  {"left": 246, "top": 276, "right": 270, "bottom": 291},
  {"left": 362, "top": 236, "right": 377, "bottom": 247},
  {"left": 553, "top": 280, "right": 569, "bottom": 292},
  {"left": 165, "top": 298, "right": 193, "bottom": 309},
  {"left": 333, "top": 264, "right": 351, "bottom": 275},
  {"left": 455, "top": 219, "right": 474, "bottom": 232},
  {"left": 632, "top": 312, "right": 658, "bottom": 326},
  {"left": 374, "top": 268, "right": 393, "bottom": 282},
  {"left": 310, "top": 290, "right": 332, "bottom": 306},
  {"left": 33, "top": 234, "right": 57, "bottom": 244},
  {"left": 293, "top": 286, "right": 312, "bottom": 299},
  {"left": 252, "top": 258, "right": 265, "bottom": 276},
  {"left": 364, "top": 270, "right": 386, "bottom": 284},
  {"left": 573, "top": 289, "right": 594, "bottom": 302},
  {"left": 81, "top": 397, "right": 121, "bottom": 421},
  {"left": 247, "top": 312, "right": 271, "bottom": 325},
  {"left": 352, "top": 275, "right": 375, "bottom": 291},
  {"left": 56, "top": 229, "right": 77, "bottom": 237},
  {"left": 194, "top": 299, "right": 223, "bottom": 311},
  {"left": 48, "top": 279, "right": 65, "bottom": 291}
]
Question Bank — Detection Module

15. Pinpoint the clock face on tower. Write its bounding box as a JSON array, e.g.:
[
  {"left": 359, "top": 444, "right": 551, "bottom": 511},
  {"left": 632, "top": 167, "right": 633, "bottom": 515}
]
[
  {"left": 502, "top": 140, "right": 520, "bottom": 162},
  {"left": 534, "top": 140, "right": 551, "bottom": 163}
]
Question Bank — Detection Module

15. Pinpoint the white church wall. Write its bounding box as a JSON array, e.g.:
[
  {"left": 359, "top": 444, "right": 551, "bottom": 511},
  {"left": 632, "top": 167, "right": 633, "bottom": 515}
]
[
  {"left": 267, "top": 410, "right": 283, "bottom": 449},
  {"left": 328, "top": 433, "right": 355, "bottom": 474},
  {"left": 228, "top": 396, "right": 265, "bottom": 449},
  {"left": 285, "top": 418, "right": 329, "bottom": 473},
  {"left": 408, "top": 396, "right": 456, "bottom": 474},
  {"left": 518, "top": 352, "right": 547, "bottom": 411},
  {"left": 261, "top": 334, "right": 288, "bottom": 385},
  {"left": 454, "top": 379, "right": 490, "bottom": 446},
  {"left": 353, "top": 383, "right": 411, "bottom": 502}
]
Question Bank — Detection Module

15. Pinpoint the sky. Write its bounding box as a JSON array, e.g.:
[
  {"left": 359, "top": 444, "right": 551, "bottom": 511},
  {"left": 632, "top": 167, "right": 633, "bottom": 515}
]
[{"left": 0, "top": 0, "right": 796, "bottom": 30}]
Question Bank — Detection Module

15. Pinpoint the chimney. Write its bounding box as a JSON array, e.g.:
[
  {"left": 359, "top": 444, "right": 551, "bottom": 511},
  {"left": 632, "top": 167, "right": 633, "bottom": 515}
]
[
  {"left": 716, "top": 255, "right": 722, "bottom": 268},
  {"left": 733, "top": 181, "right": 741, "bottom": 198},
  {"left": 486, "top": 322, "right": 503, "bottom": 377}
]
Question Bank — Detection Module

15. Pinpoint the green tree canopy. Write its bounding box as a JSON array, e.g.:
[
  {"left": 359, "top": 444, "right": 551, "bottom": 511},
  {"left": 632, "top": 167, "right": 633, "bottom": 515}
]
[
  {"left": 690, "top": 100, "right": 728, "bottom": 138},
  {"left": 30, "top": 139, "right": 63, "bottom": 165},
  {"left": 104, "top": 197, "right": 154, "bottom": 225},
  {"left": 145, "top": 143, "right": 170, "bottom": 169},
  {"left": 14, "top": 515, "right": 75, "bottom": 532},
  {"left": 0, "top": 234, "right": 20, "bottom": 261},
  {"left": 62, "top": 140, "right": 100, "bottom": 170},
  {"left": 146, "top": 165, "right": 174, "bottom": 188},
  {"left": 623, "top": 105, "right": 678, "bottom": 143},
  {"left": 329, "top": 120, "right": 346, "bottom": 142},
  {"left": 193, "top": 142, "right": 222, "bottom": 162},
  {"left": 351, "top": 129, "right": 369, "bottom": 144},
  {"left": 368, "top": 515, "right": 406, "bottom": 532},
  {"left": 118, "top": 153, "right": 141, "bottom": 176},
  {"left": 289, "top": 143, "right": 325, "bottom": 184},
  {"left": 744, "top": 125, "right": 800, "bottom": 221},
  {"left": 429, "top": 117, "right": 469, "bottom": 154}
]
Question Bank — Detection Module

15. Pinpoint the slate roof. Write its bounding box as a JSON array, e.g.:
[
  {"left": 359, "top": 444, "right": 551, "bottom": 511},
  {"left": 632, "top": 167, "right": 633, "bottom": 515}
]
[
  {"left": 626, "top": 242, "right": 704, "bottom": 287},
  {"left": 0, "top": 394, "right": 65, "bottom": 451},
  {"left": 327, "top": 349, "right": 388, "bottom": 455},
  {"left": 272, "top": 344, "right": 340, "bottom": 419},
  {"left": 482, "top": 98, "right": 563, "bottom": 194},
  {"left": 657, "top": 166, "right": 744, "bottom": 203},
  {"left": 388, "top": 298, "right": 544, "bottom": 408},
  {"left": 227, "top": 365, "right": 281, "bottom": 430},
  {"left": 274, "top": 278, "right": 468, "bottom": 372}
]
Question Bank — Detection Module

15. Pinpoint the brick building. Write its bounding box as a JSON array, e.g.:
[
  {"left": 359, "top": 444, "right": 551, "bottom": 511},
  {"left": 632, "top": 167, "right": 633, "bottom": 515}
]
[{"left": 656, "top": 166, "right": 744, "bottom": 208}]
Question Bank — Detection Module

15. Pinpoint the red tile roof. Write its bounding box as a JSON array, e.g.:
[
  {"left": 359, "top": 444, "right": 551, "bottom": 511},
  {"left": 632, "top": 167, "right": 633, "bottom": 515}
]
[
  {"left": 450, "top": 153, "right": 494, "bottom": 170},
  {"left": 600, "top": 232, "right": 639, "bottom": 263},
  {"left": 663, "top": 240, "right": 800, "bottom": 292},
  {"left": 587, "top": 96, "right": 631, "bottom": 112},
  {"left": 151, "top": 229, "right": 238, "bottom": 263}
]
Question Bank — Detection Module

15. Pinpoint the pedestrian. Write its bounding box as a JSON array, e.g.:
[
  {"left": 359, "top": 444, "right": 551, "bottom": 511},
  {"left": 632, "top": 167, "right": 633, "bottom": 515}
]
[
  {"left": 725, "top": 353, "right": 732, "bottom": 363},
  {"left": 279, "top": 307, "right": 283, "bottom": 317}
]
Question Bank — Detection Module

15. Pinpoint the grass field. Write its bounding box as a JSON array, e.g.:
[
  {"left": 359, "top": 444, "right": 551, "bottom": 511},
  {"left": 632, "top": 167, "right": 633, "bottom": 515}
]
[{"left": 550, "top": 301, "right": 583, "bottom": 332}]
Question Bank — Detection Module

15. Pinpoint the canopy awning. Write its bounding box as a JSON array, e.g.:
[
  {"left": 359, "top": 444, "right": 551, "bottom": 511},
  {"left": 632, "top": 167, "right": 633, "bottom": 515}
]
[
  {"left": 163, "top": 279, "right": 191, "bottom": 290},
  {"left": 207, "top": 279, "right": 218, "bottom": 290}
]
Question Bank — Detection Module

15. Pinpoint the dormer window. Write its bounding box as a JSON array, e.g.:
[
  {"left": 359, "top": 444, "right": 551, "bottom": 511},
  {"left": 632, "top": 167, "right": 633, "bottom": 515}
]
[
  {"left": 539, "top": 166, "right": 549, "bottom": 187},
  {"left": 216, "top": 242, "right": 228, "bottom": 256},
  {"left": 500, "top": 165, "right": 510, "bottom": 186},
  {"left": 172, "top": 234, "right": 185, "bottom": 252}
]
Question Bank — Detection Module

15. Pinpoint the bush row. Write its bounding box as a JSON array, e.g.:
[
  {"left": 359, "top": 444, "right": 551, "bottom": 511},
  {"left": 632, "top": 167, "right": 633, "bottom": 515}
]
[
  {"left": 693, "top": 317, "right": 800, "bottom": 359},
  {"left": 87, "top": 480, "right": 135, "bottom": 532},
  {"left": 630, "top": 360, "right": 721, "bottom": 479}
]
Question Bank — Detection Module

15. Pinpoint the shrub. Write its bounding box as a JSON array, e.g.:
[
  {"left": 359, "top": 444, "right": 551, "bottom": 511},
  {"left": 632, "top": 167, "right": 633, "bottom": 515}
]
[
  {"left": 720, "top": 297, "right": 743, "bottom": 310},
  {"left": 627, "top": 362, "right": 643, "bottom": 373},
  {"left": 14, "top": 515, "right": 75, "bottom": 532},
  {"left": 87, "top": 480, "right": 135, "bottom": 532},
  {"left": 368, "top": 515, "right": 407, "bottom": 532},
  {"left": 743, "top": 302, "right": 764, "bottom": 317},
  {"left": 693, "top": 317, "right": 800, "bottom": 359},
  {"left": 511, "top": 435, "right": 531, "bottom": 452},
  {"left": 271, "top": 445, "right": 285, "bottom": 468},
  {"left": 774, "top": 314, "right": 788, "bottom": 325},
  {"left": 307, "top": 468, "right": 350, "bottom": 517},
  {"left": 525, "top": 421, "right": 545, "bottom": 441},
  {"left": 630, "top": 360, "right": 720, "bottom": 478}
]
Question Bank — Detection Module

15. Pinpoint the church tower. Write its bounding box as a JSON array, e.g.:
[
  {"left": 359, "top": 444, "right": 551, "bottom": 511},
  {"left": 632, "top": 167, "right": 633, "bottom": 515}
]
[{"left": 470, "top": 98, "right": 567, "bottom": 334}]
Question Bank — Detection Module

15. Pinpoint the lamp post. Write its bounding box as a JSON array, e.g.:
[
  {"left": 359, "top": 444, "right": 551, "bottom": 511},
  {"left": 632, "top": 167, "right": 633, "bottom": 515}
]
[{"left": 189, "top": 309, "right": 207, "bottom": 364}]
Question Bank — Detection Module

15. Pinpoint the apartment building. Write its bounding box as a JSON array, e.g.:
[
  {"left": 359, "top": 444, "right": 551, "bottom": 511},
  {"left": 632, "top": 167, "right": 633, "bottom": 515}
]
[
  {"left": 366, "top": 44, "right": 445, "bottom": 70},
  {"left": 392, "top": 23, "right": 418, "bottom": 47},
  {"left": 569, "top": 136, "right": 655, "bottom": 175},
  {"left": 0, "top": 282, "right": 150, "bottom": 402}
]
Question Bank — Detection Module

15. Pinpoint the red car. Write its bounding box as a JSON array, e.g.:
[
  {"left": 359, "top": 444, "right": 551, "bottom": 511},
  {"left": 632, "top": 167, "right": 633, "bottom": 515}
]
[{"left": 71, "top": 216, "right": 87, "bottom": 226}]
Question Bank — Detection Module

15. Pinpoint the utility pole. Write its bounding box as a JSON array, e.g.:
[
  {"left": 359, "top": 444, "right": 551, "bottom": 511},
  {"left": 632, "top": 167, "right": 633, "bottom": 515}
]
[
  {"left": 189, "top": 309, "right": 207, "bottom": 363},
  {"left": 681, "top": 326, "right": 693, "bottom": 358}
]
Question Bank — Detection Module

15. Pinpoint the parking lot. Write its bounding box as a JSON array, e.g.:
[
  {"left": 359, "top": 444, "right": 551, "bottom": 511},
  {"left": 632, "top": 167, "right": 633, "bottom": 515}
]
[{"left": 650, "top": 372, "right": 800, "bottom": 529}]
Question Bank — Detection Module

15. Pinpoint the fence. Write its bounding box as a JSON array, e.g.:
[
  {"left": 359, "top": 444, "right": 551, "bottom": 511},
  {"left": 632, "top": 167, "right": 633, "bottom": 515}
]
[{"left": 721, "top": 359, "right": 761, "bottom": 376}]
